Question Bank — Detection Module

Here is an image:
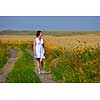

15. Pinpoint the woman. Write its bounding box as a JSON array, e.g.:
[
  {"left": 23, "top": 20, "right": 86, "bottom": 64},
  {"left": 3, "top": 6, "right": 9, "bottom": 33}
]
[{"left": 34, "top": 31, "right": 45, "bottom": 74}]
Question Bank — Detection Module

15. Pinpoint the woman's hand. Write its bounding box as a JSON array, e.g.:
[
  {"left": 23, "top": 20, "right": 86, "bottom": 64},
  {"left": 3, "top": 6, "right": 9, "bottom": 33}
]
[
  {"left": 34, "top": 51, "right": 36, "bottom": 56},
  {"left": 34, "top": 51, "right": 36, "bottom": 58}
]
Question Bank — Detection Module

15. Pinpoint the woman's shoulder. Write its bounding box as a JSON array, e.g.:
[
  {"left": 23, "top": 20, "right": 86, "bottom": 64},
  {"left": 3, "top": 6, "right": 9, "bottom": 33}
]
[
  {"left": 34, "top": 38, "right": 37, "bottom": 43},
  {"left": 41, "top": 38, "right": 44, "bottom": 42},
  {"left": 34, "top": 38, "right": 38, "bottom": 41}
]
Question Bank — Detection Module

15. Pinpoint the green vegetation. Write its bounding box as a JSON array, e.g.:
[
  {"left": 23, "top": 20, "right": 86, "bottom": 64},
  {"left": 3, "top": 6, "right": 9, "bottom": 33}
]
[
  {"left": 44, "top": 31, "right": 100, "bottom": 36},
  {"left": 0, "top": 41, "right": 10, "bottom": 69},
  {"left": 6, "top": 49, "right": 41, "bottom": 83},
  {"left": 0, "top": 30, "right": 34, "bottom": 35},
  {"left": 45, "top": 45, "right": 100, "bottom": 83},
  {"left": 0, "top": 30, "right": 100, "bottom": 36},
  {"left": 0, "top": 31, "right": 100, "bottom": 83}
]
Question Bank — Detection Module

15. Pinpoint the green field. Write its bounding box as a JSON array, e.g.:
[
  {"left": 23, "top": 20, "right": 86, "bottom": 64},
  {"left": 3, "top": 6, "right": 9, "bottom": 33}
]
[
  {"left": 0, "top": 30, "right": 100, "bottom": 83},
  {"left": 6, "top": 48, "right": 41, "bottom": 83},
  {"left": 0, "top": 41, "right": 10, "bottom": 69}
]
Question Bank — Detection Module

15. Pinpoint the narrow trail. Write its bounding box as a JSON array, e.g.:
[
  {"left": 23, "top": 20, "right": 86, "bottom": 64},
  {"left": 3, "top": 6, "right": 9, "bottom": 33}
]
[
  {"left": 26, "top": 49, "right": 56, "bottom": 83},
  {"left": 0, "top": 49, "right": 18, "bottom": 83}
]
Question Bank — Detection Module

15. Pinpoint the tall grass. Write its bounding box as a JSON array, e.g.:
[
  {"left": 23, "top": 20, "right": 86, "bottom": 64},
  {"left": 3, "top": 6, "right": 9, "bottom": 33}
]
[
  {"left": 0, "top": 41, "right": 10, "bottom": 69},
  {"left": 45, "top": 44, "right": 100, "bottom": 83},
  {"left": 1, "top": 35, "right": 100, "bottom": 83},
  {"left": 6, "top": 49, "right": 41, "bottom": 83}
]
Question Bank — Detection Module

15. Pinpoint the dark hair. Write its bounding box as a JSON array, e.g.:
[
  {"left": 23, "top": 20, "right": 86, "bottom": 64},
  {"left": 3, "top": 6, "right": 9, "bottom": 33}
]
[{"left": 36, "top": 31, "right": 42, "bottom": 37}]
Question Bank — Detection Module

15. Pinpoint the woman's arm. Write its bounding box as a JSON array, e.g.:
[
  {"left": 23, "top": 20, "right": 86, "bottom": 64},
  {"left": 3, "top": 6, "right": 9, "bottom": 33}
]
[
  {"left": 42, "top": 39, "right": 45, "bottom": 48},
  {"left": 33, "top": 39, "right": 36, "bottom": 55}
]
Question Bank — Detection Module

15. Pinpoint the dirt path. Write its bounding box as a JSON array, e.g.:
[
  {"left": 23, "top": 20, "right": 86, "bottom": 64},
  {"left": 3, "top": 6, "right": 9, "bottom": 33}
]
[
  {"left": 35, "top": 72, "right": 55, "bottom": 83},
  {"left": 26, "top": 49, "right": 56, "bottom": 83},
  {"left": 0, "top": 49, "right": 18, "bottom": 83}
]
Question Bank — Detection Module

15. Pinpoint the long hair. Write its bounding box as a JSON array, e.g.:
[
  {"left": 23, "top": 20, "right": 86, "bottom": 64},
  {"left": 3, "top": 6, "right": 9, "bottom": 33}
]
[{"left": 36, "top": 30, "right": 42, "bottom": 37}]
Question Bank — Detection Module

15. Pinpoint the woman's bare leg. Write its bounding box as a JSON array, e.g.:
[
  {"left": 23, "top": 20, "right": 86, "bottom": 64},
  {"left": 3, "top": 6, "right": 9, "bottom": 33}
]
[
  {"left": 39, "top": 58, "right": 42, "bottom": 68},
  {"left": 40, "top": 58, "right": 44, "bottom": 73},
  {"left": 36, "top": 59, "right": 41, "bottom": 73}
]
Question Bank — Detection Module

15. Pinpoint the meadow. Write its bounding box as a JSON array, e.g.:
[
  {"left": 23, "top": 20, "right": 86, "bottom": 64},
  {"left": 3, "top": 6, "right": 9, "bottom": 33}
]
[
  {"left": 0, "top": 31, "right": 100, "bottom": 82},
  {"left": 6, "top": 48, "right": 40, "bottom": 83},
  {"left": 0, "top": 41, "right": 10, "bottom": 69}
]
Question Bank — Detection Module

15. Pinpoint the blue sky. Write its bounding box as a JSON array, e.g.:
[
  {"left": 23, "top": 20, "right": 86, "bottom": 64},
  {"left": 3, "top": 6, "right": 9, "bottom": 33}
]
[{"left": 0, "top": 16, "right": 100, "bottom": 31}]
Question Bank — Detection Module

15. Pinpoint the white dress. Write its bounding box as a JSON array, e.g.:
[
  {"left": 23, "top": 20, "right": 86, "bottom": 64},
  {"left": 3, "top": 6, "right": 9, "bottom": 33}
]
[{"left": 34, "top": 38, "right": 45, "bottom": 59}]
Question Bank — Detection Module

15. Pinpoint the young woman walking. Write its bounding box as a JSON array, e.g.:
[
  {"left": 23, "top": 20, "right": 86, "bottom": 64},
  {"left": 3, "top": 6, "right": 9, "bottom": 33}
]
[{"left": 34, "top": 31, "right": 45, "bottom": 74}]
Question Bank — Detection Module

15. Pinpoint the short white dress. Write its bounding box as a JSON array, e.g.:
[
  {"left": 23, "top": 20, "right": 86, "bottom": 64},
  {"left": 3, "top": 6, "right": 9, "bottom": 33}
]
[{"left": 34, "top": 38, "right": 45, "bottom": 59}]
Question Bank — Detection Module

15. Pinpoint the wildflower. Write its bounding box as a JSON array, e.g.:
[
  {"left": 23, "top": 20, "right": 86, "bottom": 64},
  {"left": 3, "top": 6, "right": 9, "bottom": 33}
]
[
  {"left": 74, "top": 59, "right": 79, "bottom": 63},
  {"left": 93, "top": 61, "right": 96, "bottom": 64},
  {"left": 97, "top": 57, "right": 100, "bottom": 61},
  {"left": 91, "top": 47, "right": 95, "bottom": 50},
  {"left": 84, "top": 41, "right": 86, "bottom": 44},
  {"left": 77, "top": 40, "right": 80, "bottom": 43}
]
